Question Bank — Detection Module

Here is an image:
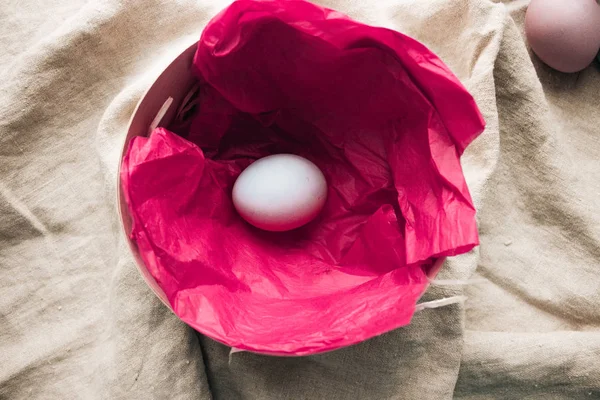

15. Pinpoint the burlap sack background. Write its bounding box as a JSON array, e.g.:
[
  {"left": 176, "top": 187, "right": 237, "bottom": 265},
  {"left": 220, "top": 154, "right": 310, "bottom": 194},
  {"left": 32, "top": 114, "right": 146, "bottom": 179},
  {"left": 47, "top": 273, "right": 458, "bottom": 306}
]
[{"left": 1, "top": 0, "right": 598, "bottom": 398}]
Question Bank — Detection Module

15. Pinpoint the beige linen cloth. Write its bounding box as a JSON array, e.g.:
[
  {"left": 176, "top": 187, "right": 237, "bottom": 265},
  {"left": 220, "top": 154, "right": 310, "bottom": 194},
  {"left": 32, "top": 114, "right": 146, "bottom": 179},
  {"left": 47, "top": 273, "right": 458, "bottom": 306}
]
[{"left": 1, "top": 0, "right": 599, "bottom": 398}]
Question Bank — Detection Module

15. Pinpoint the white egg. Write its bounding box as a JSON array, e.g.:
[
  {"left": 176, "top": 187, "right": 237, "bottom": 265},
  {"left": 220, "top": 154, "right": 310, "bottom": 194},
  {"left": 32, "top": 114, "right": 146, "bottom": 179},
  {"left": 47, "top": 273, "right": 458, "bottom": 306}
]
[{"left": 232, "top": 154, "right": 328, "bottom": 232}]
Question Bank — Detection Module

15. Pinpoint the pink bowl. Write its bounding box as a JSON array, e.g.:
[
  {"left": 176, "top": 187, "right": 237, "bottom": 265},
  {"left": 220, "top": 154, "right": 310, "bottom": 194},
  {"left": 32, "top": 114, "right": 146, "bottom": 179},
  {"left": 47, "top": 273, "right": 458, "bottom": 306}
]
[{"left": 117, "top": 41, "right": 446, "bottom": 353}]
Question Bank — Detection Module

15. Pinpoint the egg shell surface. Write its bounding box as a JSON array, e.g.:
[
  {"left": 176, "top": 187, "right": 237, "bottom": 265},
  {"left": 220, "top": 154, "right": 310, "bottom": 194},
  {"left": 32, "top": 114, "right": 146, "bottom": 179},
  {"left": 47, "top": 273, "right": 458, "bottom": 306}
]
[
  {"left": 525, "top": 0, "right": 600, "bottom": 73},
  {"left": 232, "top": 154, "right": 328, "bottom": 232}
]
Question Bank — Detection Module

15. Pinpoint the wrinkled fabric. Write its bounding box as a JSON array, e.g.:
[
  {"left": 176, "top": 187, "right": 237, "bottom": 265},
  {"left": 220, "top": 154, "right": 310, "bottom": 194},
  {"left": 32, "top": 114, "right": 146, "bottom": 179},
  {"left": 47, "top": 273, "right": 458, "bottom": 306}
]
[
  {"left": 121, "top": 0, "right": 484, "bottom": 355},
  {"left": 2, "top": 0, "right": 600, "bottom": 399}
]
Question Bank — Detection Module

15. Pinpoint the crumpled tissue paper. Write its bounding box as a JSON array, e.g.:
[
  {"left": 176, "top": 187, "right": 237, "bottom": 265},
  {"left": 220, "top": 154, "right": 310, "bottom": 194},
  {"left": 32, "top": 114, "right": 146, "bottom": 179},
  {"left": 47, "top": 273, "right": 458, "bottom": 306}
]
[{"left": 121, "top": 0, "right": 485, "bottom": 355}]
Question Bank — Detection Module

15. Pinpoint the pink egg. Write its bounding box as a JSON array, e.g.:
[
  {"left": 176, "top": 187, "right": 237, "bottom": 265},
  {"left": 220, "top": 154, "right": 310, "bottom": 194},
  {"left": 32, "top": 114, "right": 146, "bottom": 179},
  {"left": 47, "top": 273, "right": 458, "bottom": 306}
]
[
  {"left": 232, "top": 154, "right": 328, "bottom": 232},
  {"left": 525, "top": 0, "right": 600, "bottom": 73}
]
